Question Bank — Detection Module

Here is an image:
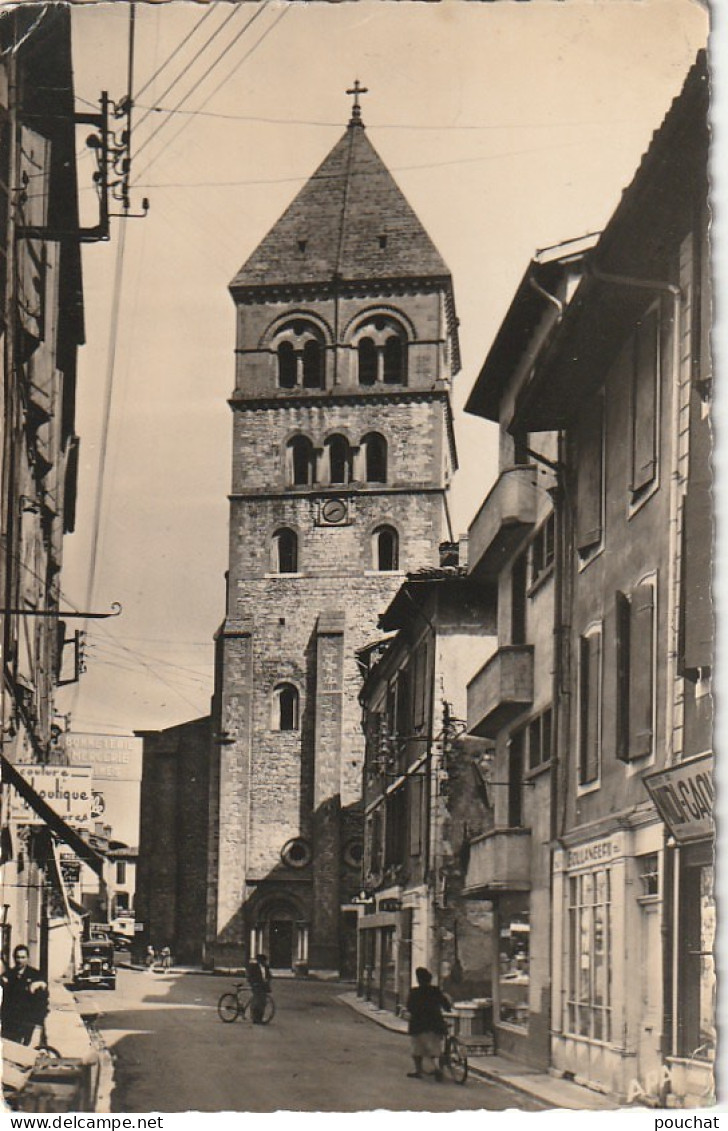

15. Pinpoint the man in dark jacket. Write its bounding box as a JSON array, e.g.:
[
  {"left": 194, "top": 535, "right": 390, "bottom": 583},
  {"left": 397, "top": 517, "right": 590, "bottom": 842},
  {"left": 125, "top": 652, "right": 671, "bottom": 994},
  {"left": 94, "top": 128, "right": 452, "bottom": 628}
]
[
  {"left": 247, "top": 953, "right": 272, "bottom": 1024},
  {"left": 1, "top": 945, "right": 48, "bottom": 1045},
  {"left": 405, "top": 966, "right": 451, "bottom": 1080}
]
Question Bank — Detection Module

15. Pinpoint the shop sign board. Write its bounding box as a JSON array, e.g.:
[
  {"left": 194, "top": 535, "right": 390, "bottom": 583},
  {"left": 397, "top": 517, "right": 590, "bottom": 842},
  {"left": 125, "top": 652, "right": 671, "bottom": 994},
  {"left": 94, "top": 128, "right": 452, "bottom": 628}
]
[
  {"left": 643, "top": 753, "right": 714, "bottom": 844},
  {"left": 565, "top": 835, "right": 622, "bottom": 872},
  {"left": 10, "top": 765, "right": 93, "bottom": 827},
  {"left": 64, "top": 733, "right": 142, "bottom": 782}
]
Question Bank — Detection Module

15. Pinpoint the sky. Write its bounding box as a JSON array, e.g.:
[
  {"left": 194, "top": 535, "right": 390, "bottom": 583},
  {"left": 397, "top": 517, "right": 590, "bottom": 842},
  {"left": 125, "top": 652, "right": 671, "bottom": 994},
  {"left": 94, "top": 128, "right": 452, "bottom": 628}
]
[{"left": 55, "top": 0, "right": 710, "bottom": 738}]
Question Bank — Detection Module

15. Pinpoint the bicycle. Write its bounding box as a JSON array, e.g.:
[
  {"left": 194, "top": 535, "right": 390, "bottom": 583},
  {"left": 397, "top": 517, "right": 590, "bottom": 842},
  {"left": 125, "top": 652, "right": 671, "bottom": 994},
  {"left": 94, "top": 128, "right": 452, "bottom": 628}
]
[
  {"left": 441, "top": 1019, "right": 468, "bottom": 1084},
  {"left": 217, "top": 981, "right": 275, "bottom": 1025}
]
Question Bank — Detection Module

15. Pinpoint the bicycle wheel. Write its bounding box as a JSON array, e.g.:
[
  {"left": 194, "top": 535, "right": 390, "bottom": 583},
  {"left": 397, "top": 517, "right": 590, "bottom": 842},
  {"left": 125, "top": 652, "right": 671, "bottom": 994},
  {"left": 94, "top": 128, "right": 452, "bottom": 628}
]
[
  {"left": 261, "top": 994, "right": 276, "bottom": 1025},
  {"left": 217, "top": 992, "right": 240, "bottom": 1023},
  {"left": 446, "top": 1037, "right": 468, "bottom": 1085}
]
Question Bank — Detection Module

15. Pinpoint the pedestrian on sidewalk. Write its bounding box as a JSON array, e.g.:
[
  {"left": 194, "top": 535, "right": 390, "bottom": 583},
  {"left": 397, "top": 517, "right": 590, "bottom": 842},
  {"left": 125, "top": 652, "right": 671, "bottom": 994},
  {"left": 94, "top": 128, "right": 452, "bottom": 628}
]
[
  {"left": 145, "top": 945, "right": 156, "bottom": 970},
  {"left": 160, "top": 945, "right": 172, "bottom": 971},
  {"left": 405, "top": 967, "right": 451, "bottom": 1081},
  {"left": 247, "top": 953, "right": 272, "bottom": 1024},
  {"left": 1, "top": 945, "right": 48, "bottom": 1046}
]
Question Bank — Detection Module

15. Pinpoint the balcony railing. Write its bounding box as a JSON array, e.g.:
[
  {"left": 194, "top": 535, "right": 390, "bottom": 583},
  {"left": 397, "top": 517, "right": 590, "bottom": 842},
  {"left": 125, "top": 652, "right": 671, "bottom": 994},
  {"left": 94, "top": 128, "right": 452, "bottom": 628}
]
[
  {"left": 467, "top": 465, "right": 538, "bottom": 582},
  {"left": 464, "top": 826, "right": 532, "bottom": 894},
  {"left": 467, "top": 644, "right": 534, "bottom": 738}
]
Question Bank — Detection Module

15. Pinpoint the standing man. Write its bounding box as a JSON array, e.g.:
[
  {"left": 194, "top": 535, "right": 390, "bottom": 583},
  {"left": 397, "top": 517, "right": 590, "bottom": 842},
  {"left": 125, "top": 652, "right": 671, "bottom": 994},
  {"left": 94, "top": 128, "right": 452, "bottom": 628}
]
[
  {"left": 405, "top": 967, "right": 451, "bottom": 1080},
  {"left": 1, "top": 945, "right": 48, "bottom": 1045},
  {"left": 247, "top": 953, "right": 272, "bottom": 1025}
]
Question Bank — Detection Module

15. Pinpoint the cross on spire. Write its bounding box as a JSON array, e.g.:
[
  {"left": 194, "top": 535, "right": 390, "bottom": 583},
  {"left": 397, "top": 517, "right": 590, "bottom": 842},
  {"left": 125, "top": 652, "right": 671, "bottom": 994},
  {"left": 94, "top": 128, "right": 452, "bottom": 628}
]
[{"left": 347, "top": 79, "right": 368, "bottom": 126}]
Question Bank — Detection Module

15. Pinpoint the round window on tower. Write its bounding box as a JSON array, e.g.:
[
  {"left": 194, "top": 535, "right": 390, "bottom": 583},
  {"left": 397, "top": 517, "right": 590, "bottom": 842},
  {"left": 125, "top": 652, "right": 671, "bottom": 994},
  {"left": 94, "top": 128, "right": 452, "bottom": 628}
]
[{"left": 281, "top": 838, "right": 312, "bottom": 869}]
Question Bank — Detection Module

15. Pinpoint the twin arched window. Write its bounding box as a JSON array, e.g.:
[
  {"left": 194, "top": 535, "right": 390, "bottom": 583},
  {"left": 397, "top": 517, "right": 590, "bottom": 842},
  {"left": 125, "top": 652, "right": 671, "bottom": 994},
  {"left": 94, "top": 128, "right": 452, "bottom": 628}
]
[
  {"left": 285, "top": 433, "right": 387, "bottom": 486},
  {"left": 274, "top": 322, "right": 325, "bottom": 390},
  {"left": 373, "top": 525, "right": 399, "bottom": 571},
  {"left": 273, "top": 528, "right": 298, "bottom": 573},
  {"left": 354, "top": 317, "right": 408, "bottom": 386},
  {"left": 273, "top": 683, "right": 300, "bottom": 731}
]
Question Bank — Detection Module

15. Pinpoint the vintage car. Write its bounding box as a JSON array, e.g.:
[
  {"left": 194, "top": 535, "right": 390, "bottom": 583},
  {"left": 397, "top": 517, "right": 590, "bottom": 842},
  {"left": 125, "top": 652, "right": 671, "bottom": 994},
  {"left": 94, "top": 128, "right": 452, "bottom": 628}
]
[{"left": 76, "top": 939, "right": 116, "bottom": 990}]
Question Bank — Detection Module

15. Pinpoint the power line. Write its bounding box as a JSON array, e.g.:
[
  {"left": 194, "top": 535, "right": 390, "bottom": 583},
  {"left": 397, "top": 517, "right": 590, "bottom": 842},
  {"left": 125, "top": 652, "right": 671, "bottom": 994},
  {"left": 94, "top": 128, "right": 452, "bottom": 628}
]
[
  {"left": 131, "top": 104, "right": 642, "bottom": 133},
  {"left": 134, "top": 4, "right": 240, "bottom": 136},
  {"left": 135, "top": 135, "right": 593, "bottom": 190},
  {"left": 133, "top": 4, "right": 288, "bottom": 186},
  {"left": 133, "top": 4, "right": 269, "bottom": 167},
  {"left": 134, "top": 3, "right": 216, "bottom": 101}
]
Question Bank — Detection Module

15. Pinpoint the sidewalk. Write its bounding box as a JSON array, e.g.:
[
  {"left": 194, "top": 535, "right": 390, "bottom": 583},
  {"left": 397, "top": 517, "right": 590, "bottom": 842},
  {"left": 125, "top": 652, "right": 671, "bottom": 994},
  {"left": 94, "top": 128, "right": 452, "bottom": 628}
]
[{"left": 337, "top": 992, "right": 618, "bottom": 1111}]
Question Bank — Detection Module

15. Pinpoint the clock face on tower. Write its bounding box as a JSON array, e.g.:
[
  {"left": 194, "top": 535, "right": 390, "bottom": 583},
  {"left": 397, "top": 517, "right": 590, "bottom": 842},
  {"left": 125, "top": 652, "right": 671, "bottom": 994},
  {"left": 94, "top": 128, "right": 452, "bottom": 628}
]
[{"left": 319, "top": 498, "right": 348, "bottom": 526}]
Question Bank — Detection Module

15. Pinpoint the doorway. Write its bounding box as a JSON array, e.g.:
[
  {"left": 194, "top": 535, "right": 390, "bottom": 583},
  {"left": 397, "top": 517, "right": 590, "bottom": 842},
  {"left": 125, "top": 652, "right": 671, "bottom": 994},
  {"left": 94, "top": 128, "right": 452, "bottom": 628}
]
[{"left": 269, "top": 920, "right": 294, "bottom": 969}]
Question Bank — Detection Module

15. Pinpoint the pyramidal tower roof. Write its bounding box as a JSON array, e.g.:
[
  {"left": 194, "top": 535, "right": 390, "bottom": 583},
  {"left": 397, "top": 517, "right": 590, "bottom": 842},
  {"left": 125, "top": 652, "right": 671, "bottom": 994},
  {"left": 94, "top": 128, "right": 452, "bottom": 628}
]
[{"left": 230, "top": 105, "right": 451, "bottom": 291}]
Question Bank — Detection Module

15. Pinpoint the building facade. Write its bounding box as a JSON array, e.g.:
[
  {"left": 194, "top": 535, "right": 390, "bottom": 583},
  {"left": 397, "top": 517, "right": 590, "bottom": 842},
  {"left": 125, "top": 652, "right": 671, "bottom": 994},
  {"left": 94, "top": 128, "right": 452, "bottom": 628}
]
[
  {"left": 464, "top": 237, "right": 596, "bottom": 1070},
  {"left": 135, "top": 716, "right": 211, "bottom": 965},
  {"left": 357, "top": 565, "right": 496, "bottom": 1014},
  {"left": 504, "top": 52, "right": 712, "bottom": 1104},
  {"left": 0, "top": 5, "right": 105, "bottom": 979},
  {"left": 205, "top": 98, "right": 461, "bottom": 974}
]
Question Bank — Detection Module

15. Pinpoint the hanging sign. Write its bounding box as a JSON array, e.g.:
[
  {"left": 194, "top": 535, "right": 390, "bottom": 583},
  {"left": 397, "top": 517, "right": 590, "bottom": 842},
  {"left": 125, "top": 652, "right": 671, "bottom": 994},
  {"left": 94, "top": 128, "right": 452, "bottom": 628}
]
[{"left": 643, "top": 753, "right": 714, "bottom": 844}]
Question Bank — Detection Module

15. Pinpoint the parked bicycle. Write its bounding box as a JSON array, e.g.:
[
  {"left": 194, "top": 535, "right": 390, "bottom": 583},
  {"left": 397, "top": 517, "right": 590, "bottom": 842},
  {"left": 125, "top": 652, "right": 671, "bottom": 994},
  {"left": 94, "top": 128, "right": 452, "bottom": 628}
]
[
  {"left": 217, "top": 982, "right": 275, "bottom": 1025},
  {"left": 441, "top": 1017, "right": 468, "bottom": 1084}
]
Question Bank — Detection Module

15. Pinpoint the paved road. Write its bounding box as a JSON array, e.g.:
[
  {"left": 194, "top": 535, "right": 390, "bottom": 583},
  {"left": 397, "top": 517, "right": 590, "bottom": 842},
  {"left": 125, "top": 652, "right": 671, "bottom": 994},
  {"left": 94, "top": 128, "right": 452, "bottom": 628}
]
[{"left": 78, "top": 965, "right": 542, "bottom": 1113}]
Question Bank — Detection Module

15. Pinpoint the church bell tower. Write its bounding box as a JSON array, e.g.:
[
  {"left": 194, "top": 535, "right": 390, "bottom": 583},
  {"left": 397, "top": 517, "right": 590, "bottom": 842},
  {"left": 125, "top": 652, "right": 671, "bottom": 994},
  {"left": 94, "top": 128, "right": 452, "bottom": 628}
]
[{"left": 206, "top": 86, "right": 461, "bottom": 974}]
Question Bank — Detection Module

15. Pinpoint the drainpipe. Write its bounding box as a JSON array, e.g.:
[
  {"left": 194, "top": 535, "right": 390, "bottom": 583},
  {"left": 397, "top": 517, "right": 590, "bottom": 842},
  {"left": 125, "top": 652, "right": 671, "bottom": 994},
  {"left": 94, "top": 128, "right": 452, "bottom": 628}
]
[
  {"left": 588, "top": 265, "right": 683, "bottom": 770},
  {"left": 528, "top": 274, "right": 564, "bottom": 321}
]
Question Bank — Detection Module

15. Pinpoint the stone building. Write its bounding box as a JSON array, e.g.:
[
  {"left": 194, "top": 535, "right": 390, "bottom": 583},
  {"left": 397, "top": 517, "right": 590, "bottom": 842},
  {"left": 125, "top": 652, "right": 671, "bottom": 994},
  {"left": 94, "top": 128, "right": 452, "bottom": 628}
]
[
  {"left": 205, "top": 93, "right": 461, "bottom": 975},
  {"left": 464, "top": 235, "right": 596, "bottom": 1070},
  {"left": 500, "top": 52, "right": 712, "bottom": 1104},
  {"left": 357, "top": 563, "right": 496, "bottom": 1015}
]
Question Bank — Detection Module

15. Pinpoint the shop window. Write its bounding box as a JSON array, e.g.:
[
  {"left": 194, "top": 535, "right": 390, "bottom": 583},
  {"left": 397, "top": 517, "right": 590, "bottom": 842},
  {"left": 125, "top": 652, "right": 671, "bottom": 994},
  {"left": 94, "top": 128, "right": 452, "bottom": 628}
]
[
  {"left": 373, "top": 526, "right": 399, "bottom": 572},
  {"left": 362, "top": 432, "right": 387, "bottom": 483},
  {"left": 615, "top": 580, "right": 656, "bottom": 762},
  {"left": 566, "top": 868, "right": 612, "bottom": 1042},
  {"left": 677, "top": 842, "right": 715, "bottom": 1061},
  {"left": 630, "top": 305, "right": 660, "bottom": 501},
  {"left": 530, "top": 513, "right": 555, "bottom": 588},
  {"left": 578, "top": 626, "right": 602, "bottom": 786},
  {"left": 576, "top": 392, "right": 605, "bottom": 560},
  {"left": 286, "top": 435, "right": 314, "bottom": 486},
  {"left": 273, "top": 528, "right": 298, "bottom": 574},
  {"left": 273, "top": 683, "right": 299, "bottom": 731},
  {"left": 527, "top": 708, "right": 552, "bottom": 771},
  {"left": 498, "top": 898, "right": 530, "bottom": 1029}
]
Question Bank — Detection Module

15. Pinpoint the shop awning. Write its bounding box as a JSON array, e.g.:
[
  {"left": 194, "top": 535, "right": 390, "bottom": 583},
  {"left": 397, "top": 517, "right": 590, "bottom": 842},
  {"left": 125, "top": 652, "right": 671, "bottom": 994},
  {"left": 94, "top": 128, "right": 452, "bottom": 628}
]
[{"left": 1, "top": 754, "right": 105, "bottom": 876}]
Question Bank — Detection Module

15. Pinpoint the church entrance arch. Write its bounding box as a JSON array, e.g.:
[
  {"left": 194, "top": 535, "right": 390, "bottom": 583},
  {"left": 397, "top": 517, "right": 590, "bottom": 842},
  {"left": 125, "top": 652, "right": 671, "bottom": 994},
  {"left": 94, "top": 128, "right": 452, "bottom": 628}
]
[{"left": 250, "top": 896, "right": 309, "bottom": 973}]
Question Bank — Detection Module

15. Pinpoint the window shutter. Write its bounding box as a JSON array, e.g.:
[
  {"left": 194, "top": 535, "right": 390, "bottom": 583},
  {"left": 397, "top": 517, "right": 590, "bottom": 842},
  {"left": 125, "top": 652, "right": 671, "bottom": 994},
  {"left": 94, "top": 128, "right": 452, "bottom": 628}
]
[
  {"left": 576, "top": 397, "right": 604, "bottom": 553},
  {"left": 629, "top": 583, "right": 655, "bottom": 758},
  {"left": 682, "top": 479, "right": 713, "bottom": 672},
  {"left": 631, "top": 309, "right": 659, "bottom": 495},
  {"left": 615, "top": 591, "right": 631, "bottom": 762},
  {"left": 409, "top": 776, "right": 423, "bottom": 856},
  {"left": 579, "top": 633, "right": 601, "bottom": 783}
]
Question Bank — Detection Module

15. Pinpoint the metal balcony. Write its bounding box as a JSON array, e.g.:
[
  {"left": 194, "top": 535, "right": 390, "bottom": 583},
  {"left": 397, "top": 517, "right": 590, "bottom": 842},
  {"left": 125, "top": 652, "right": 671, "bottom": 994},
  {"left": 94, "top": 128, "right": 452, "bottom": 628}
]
[
  {"left": 467, "top": 644, "right": 534, "bottom": 738},
  {"left": 464, "top": 826, "right": 532, "bottom": 894},
  {"left": 467, "top": 465, "right": 538, "bottom": 582}
]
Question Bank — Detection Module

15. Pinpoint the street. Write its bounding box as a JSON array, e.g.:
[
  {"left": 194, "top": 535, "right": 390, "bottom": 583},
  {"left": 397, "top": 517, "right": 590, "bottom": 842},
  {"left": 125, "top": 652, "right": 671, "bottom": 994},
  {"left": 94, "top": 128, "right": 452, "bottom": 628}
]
[{"left": 77, "top": 966, "right": 543, "bottom": 1113}]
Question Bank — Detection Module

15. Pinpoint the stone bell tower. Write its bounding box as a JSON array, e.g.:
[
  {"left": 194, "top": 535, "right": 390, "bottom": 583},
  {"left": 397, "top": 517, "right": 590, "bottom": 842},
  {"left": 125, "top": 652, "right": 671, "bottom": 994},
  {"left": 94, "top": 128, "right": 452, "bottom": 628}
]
[{"left": 206, "top": 85, "right": 461, "bottom": 974}]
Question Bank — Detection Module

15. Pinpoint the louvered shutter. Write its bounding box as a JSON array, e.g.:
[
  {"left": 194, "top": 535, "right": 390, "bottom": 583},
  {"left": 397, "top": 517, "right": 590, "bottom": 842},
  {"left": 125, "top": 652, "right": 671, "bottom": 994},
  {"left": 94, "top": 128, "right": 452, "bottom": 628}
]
[
  {"left": 631, "top": 309, "right": 659, "bottom": 495},
  {"left": 579, "top": 633, "right": 601, "bottom": 783},
  {"left": 615, "top": 591, "right": 631, "bottom": 761},
  {"left": 576, "top": 398, "right": 604, "bottom": 553},
  {"left": 628, "top": 583, "right": 655, "bottom": 758}
]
